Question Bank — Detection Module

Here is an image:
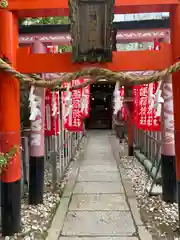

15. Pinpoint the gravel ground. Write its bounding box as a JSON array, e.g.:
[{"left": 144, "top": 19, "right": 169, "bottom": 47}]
[
  {"left": 118, "top": 141, "right": 180, "bottom": 240},
  {"left": 0, "top": 137, "right": 86, "bottom": 240}
]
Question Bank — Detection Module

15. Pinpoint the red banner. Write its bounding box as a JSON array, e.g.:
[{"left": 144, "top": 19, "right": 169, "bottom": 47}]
[
  {"left": 120, "top": 86, "right": 124, "bottom": 97},
  {"left": 61, "top": 80, "right": 83, "bottom": 132},
  {"left": 80, "top": 79, "right": 90, "bottom": 119},
  {"left": 45, "top": 46, "right": 60, "bottom": 136},
  {"left": 121, "top": 107, "right": 128, "bottom": 121},
  {"left": 119, "top": 87, "right": 128, "bottom": 121},
  {"left": 132, "top": 40, "right": 161, "bottom": 131},
  {"left": 133, "top": 83, "right": 160, "bottom": 131},
  {"left": 154, "top": 39, "right": 160, "bottom": 50},
  {"left": 46, "top": 45, "right": 58, "bottom": 53},
  {"left": 44, "top": 90, "right": 60, "bottom": 136},
  {"left": 132, "top": 86, "right": 140, "bottom": 125}
]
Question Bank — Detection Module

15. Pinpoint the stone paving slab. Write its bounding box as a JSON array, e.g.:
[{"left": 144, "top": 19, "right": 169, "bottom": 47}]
[
  {"left": 85, "top": 149, "right": 112, "bottom": 155},
  {"left": 79, "top": 165, "right": 118, "bottom": 172},
  {"left": 61, "top": 211, "right": 136, "bottom": 236},
  {"left": 77, "top": 171, "right": 120, "bottom": 182},
  {"left": 84, "top": 150, "right": 113, "bottom": 154},
  {"left": 81, "top": 159, "right": 116, "bottom": 166},
  {"left": 85, "top": 148, "right": 111, "bottom": 151},
  {"left": 73, "top": 182, "right": 124, "bottom": 194},
  {"left": 59, "top": 237, "right": 138, "bottom": 240},
  {"left": 69, "top": 194, "right": 129, "bottom": 211},
  {"left": 83, "top": 156, "right": 114, "bottom": 162}
]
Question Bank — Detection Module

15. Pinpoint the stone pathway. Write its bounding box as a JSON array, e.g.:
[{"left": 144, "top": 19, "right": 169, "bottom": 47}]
[{"left": 47, "top": 131, "right": 152, "bottom": 240}]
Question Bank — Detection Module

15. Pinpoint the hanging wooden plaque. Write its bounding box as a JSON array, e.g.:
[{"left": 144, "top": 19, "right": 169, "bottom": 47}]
[{"left": 69, "top": 0, "right": 114, "bottom": 63}]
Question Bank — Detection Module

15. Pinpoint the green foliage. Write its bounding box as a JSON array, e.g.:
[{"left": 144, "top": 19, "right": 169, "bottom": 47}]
[
  {"left": 19, "top": 16, "right": 69, "bottom": 25},
  {"left": 59, "top": 45, "right": 72, "bottom": 52},
  {"left": 0, "top": 146, "right": 18, "bottom": 172},
  {"left": 0, "top": 155, "right": 7, "bottom": 169}
]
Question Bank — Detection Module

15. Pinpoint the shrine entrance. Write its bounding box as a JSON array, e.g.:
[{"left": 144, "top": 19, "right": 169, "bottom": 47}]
[{"left": 86, "top": 83, "right": 114, "bottom": 129}]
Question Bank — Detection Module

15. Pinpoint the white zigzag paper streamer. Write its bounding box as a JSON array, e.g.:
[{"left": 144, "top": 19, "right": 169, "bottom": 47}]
[
  {"left": 81, "top": 87, "right": 88, "bottom": 114},
  {"left": 52, "top": 91, "right": 57, "bottom": 117},
  {"left": 148, "top": 81, "right": 164, "bottom": 117},
  {"left": 29, "top": 86, "right": 42, "bottom": 121},
  {"left": 64, "top": 83, "right": 72, "bottom": 125},
  {"left": 113, "top": 81, "right": 123, "bottom": 115}
]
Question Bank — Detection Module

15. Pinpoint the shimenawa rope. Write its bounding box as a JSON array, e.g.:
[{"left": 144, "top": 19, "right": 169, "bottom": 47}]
[{"left": 0, "top": 58, "right": 180, "bottom": 90}]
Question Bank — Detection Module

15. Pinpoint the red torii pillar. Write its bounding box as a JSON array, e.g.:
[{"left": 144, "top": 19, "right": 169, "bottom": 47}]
[
  {"left": 124, "top": 86, "right": 134, "bottom": 156},
  {"left": 171, "top": 5, "right": 180, "bottom": 211},
  {"left": 0, "top": 10, "right": 21, "bottom": 236},
  {"left": 29, "top": 39, "right": 46, "bottom": 205}
]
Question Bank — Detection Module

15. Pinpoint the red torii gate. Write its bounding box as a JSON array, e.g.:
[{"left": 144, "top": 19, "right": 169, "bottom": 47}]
[
  {"left": 19, "top": 28, "right": 170, "bottom": 46},
  {"left": 0, "top": 0, "right": 180, "bottom": 237}
]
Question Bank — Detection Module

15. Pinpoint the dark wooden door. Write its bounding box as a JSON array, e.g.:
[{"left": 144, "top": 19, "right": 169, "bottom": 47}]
[{"left": 86, "top": 84, "right": 114, "bottom": 129}]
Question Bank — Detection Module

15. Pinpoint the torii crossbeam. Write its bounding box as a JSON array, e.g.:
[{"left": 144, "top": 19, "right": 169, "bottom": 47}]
[{"left": 7, "top": 0, "right": 179, "bottom": 17}]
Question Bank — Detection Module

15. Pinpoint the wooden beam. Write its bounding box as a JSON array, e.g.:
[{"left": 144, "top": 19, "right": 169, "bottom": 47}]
[
  {"left": 16, "top": 43, "right": 172, "bottom": 73},
  {"left": 19, "top": 20, "right": 170, "bottom": 35},
  {"left": 115, "top": 0, "right": 178, "bottom": 6},
  {"left": 19, "top": 29, "right": 170, "bottom": 45},
  {"left": 8, "top": 0, "right": 178, "bottom": 17}
]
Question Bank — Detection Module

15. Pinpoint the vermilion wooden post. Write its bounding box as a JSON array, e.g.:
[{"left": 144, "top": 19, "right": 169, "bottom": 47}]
[
  {"left": 156, "top": 37, "right": 177, "bottom": 203},
  {"left": 171, "top": 5, "right": 180, "bottom": 221},
  {"left": 124, "top": 86, "right": 134, "bottom": 156},
  {"left": 0, "top": 10, "right": 21, "bottom": 236},
  {"left": 161, "top": 76, "right": 176, "bottom": 203},
  {"left": 29, "top": 39, "right": 46, "bottom": 205},
  {"left": 127, "top": 115, "right": 134, "bottom": 156}
]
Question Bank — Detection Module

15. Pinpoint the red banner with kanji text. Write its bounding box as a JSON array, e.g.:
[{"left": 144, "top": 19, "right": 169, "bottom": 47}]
[
  {"left": 133, "top": 83, "right": 160, "bottom": 131},
  {"left": 45, "top": 90, "right": 60, "bottom": 136},
  {"left": 80, "top": 79, "right": 90, "bottom": 119},
  {"left": 45, "top": 46, "right": 60, "bottom": 136},
  {"left": 61, "top": 80, "right": 83, "bottom": 132},
  {"left": 119, "top": 87, "right": 128, "bottom": 121},
  {"left": 132, "top": 85, "right": 140, "bottom": 125}
]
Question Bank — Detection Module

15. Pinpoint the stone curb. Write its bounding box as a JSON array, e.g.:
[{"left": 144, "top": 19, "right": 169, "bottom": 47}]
[
  {"left": 134, "top": 150, "right": 161, "bottom": 185},
  {"left": 109, "top": 136, "right": 153, "bottom": 240},
  {"left": 46, "top": 137, "right": 88, "bottom": 240},
  {"left": 124, "top": 134, "right": 161, "bottom": 184}
]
